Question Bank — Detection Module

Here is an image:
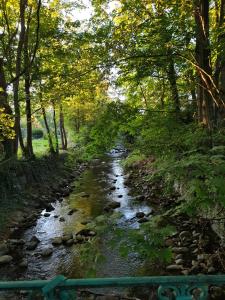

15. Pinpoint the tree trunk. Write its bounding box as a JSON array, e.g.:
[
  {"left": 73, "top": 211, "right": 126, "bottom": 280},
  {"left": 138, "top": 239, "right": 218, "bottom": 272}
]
[
  {"left": 24, "top": 18, "right": 34, "bottom": 159},
  {"left": 39, "top": 81, "right": 55, "bottom": 154},
  {"left": 59, "top": 104, "right": 67, "bottom": 150},
  {"left": 52, "top": 101, "right": 59, "bottom": 154},
  {"left": 41, "top": 104, "right": 55, "bottom": 154},
  {"left": 0, "top": 58, "right": 14, "bottom": 159},
  {"left": 214, "top": 0, "right": 225, "bottom": 124},
  {"left": 13, "top": 0, "right": 26, "bottom": 155},
  {"left": 167, "top": 55, "right": 180, "bottom": 115},
  {"left": 194, "top": 0, "right": 214, "bottom": 129}
]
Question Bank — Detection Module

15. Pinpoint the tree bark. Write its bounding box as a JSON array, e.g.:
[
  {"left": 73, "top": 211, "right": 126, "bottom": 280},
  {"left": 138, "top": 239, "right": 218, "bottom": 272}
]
[
  {"left": 13, "top": 0, "right": 26, "bottom": 155},
  {"left": 59, "top": 104, "right": 67, "bottom": 150},
  {"left": 52, "top": 101, "right": 59, "bottom": 154},
  {"left": 24, "top": 19, "right": 34, "bottom": 159},
  {"left": 194, "top": 0, "right": 214, "bottom": 129}
]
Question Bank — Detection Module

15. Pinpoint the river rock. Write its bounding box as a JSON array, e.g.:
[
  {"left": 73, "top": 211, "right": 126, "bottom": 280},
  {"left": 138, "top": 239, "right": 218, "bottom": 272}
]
[
  {"left": 172, "top": 247, "right": 189, "bottom": 254},
  {"left": 41, "top": 248, "right": 53, "bottom": 257},
  {"left": 62, "top": 234, "right": 73, "bottom": 242},
  {"left": 175, "top": 254, "right": 183, "bottom": 260},
  {"left": 166, "top": 265, "right": 183, "bottom": 271},
  {"left": 44, "top": 213, "right": 51, "bottom": 217},
  {"left": 207, "top": 266, "right": 216, "bottom": 274},
  {"left": 76, "top": 229, "right": 96, "bottom": 237},
  {"left": 26, "top": 236, "right": 40, "bottom": 250},
  {"left": 68, "top": 209, "right": 77, "bottom": 215},
  {"left": 197, "top": 254, "right": 207, "bottom": 261},
  {"left": 0, "top": 255, "right": 13, "bottom": 265},
  {"left": 181, "top": 269, "right": 189, "bottom": 276},
  {"left": 117, "top": 195, "right": 123, "bottom": 198},
  {"left": 138, "top": 217, "right": 149, "bottom": 223},
  {"left": 110, "top": 187, "right": 116, "bottom": 191},
  {"left": 104, "top": 201, "right": 121, "bottom": 211},
  {"left": 76, "top": 235, "right": 85, "bottom": 243},
  {"left": 19, "top": 259, "right": 28, "bottom": 268},
  {"left": 179, "top": 231, "right": 191, "bottom": 239},
  {"left": 52, "top": 237, "right": 63, "bottom": 246},
  {"left": 0, "top": 243, "right": 9, "bottom": 256},
  {"left": 65, "top": 239, "right": 74, "bottom": 246},
  {"left": 59, "top": 217, "right": 65, "bottom": 222},
  {"left": 136, "top": 212, "right": 145, "bottom": 218},
  {"left": 134, "top": 195, "right": 145, "bottom": 201},
  {"left": 54, "top": 215, "right": 59, "bottom": 218},
  {"left": 45, "top": 204, "right": 54, "bottom": 212},
  {"left": 175, "top": 259, "right": 184, "bottom": 265}
]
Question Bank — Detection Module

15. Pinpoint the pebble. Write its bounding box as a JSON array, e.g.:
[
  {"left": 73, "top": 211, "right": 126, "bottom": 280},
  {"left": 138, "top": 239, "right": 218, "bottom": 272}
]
[
  {"left": 166, "top": 265, "right": 183, "bottom": 271},
  {"left": 175, "top": 259, "right": 184, "bottom": 265},
  {"left": 172, "top": 247, "right": 189, "bottom": 254}
]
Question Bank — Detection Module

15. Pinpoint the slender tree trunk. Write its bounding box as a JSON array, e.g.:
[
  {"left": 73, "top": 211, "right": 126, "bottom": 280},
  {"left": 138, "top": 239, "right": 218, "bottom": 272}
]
[
  {"left": 52, "top": 101, "right": 59, "bottom": 154},
  {"left": 13, "top": 0, "right": 26, "bottom": 155},
  {"left": 59, "top": 105, "right": 65, "bottom": 150},
  {"left": 59, "top": 104, "right": 67, "bottom": 150},
  {"left": 167, "top": 55, "right": 180, "bottom": 114},
  {"left": 24, "top": 17, "right": 34, "bottom": 159},
  {"left": 194, "top": 0, "right": 214, "bottom": 129},
  {"left": 0, "top": 58, "right": 14, "bottom": 159},
  {"left": 39, "top": 81, "right": 55, "bottom": 154},
  {"left": 41, "top": 104, "right": 55, "bottom": 154}
]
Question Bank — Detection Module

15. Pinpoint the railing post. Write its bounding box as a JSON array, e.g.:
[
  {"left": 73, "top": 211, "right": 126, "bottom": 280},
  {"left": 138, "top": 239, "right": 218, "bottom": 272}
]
[{"left": 158, "top": 284, "right": 208, "bottom": 300}]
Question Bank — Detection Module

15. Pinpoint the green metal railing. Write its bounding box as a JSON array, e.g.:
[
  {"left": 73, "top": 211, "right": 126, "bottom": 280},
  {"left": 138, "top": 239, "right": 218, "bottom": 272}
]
[{"left": 0, "top": 275, "right": 225, "bottom": 299}]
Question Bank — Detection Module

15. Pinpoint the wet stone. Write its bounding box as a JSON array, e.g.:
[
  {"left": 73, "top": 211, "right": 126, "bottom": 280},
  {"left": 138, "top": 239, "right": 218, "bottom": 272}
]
[
  {"left": 166, "top": 265, "right": 183, "bottom": 271},
  {"left": 44, "top": 213, "right": 50, "bottom": 217},
  {"left": 19, "top": 259, "right": 28, "bottom": 268},
  {"left": 41, "top": 248, "right": 53, "bottom": 257},
  {"left": 0, "top": 255, "right": 13, "bottom": 265},
  {"left": 0, "top": 243, "right": 9, "bottom": 256},
  {"left": 138, "top": 217, "right": 149, "bottom": 223},
  {"left": 52, "top": 237, "right": 63, "bottom": 246},
  {"left": 136, "top": 212, "right": 145, "bottom": 218},
  {"left": 59, "top": 217, "right": 65, "bottom": 222}
]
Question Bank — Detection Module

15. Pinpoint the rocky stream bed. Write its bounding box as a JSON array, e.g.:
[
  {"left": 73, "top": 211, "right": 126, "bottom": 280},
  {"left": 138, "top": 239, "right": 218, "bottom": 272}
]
[{"left": 0, "top": 150, "right": 225, "bottom": 299}]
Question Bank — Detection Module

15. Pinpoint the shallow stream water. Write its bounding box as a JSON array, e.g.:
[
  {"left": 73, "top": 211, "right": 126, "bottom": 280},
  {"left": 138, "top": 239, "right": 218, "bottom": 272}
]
[{"left": 23, "top": 150, "right": 152, "bottom": 281}]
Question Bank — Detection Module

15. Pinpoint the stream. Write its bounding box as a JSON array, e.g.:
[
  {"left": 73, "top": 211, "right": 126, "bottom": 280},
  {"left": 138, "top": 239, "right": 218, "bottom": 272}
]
[{"left": 3, "top": 149, "right": 153, "bottom": 298}]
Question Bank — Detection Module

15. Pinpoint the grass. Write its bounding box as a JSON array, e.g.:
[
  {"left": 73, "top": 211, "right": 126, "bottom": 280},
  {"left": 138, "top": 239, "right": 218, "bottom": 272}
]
[{"left": 18, "top": 138, "right": 50, "bottom": 158}]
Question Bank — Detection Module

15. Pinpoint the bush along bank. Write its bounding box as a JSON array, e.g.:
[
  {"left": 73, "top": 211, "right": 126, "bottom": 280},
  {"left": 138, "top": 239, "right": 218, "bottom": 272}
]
[
  {"left": 0, "top": 152, "right": 88, "bottom": 239},
  {"left": 122, "top": 150, "right": 225, "bottom": 279}
]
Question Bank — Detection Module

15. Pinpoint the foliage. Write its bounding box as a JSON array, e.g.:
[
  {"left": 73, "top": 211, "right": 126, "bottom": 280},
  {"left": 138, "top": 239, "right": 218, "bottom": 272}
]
[
  {"left": 0, "top": 109, "right": 15, "bottom": 142},
  {"left": 32, "top": 128, "right": 44, "bottom": 139}
]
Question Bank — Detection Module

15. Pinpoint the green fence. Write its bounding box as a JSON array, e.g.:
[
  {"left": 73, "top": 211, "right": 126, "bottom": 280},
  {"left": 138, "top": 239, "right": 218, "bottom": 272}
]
[{"left": 0, "top": 275, "right": 225, "bottom": 299}]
